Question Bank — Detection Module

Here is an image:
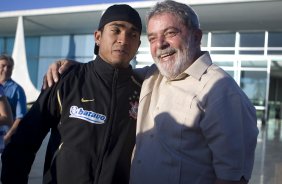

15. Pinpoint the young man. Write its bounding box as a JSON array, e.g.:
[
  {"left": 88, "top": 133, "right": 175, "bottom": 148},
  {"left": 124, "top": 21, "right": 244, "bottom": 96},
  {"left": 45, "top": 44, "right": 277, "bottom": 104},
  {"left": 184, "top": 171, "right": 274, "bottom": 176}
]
[
  {"left": 44, "top": 1, "right": 258, "bottom": 183},
  {"left": 1, "top": 4, "right": 142, "bottom": 184}
]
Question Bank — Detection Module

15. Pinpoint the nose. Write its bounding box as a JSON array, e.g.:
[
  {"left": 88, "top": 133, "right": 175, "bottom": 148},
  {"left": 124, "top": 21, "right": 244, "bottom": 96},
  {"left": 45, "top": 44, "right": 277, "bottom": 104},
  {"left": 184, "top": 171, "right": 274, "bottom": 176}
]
[
  {"left": 156, "top": 35, "right": 169, "bottom": 50},
  {"left": 117, "top": 32, "right": 129, "bottom": 45}
]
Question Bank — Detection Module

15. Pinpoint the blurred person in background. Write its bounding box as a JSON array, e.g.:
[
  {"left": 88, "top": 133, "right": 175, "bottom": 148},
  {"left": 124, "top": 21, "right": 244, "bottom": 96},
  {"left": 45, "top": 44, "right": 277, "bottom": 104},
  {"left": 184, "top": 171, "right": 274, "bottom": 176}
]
[{"left": 0, "top": 54, "right": 27, "bottom": 144}]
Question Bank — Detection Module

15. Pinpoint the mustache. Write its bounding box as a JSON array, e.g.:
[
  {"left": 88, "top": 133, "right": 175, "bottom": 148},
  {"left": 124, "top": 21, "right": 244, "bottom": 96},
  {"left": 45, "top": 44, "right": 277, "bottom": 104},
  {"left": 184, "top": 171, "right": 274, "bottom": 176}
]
[{"left": 156, "top": 48, "right": 177, "bottom": 58}]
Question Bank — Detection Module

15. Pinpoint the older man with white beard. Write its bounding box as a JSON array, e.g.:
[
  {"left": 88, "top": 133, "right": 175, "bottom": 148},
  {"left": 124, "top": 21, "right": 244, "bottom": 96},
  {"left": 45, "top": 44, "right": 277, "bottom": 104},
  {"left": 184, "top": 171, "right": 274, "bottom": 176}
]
[
  {"left": 43, "top": 1, "right": 258, "bottom": 183},
  {"left": 129, "top": 1, "right": 258, "bottom": 184}
]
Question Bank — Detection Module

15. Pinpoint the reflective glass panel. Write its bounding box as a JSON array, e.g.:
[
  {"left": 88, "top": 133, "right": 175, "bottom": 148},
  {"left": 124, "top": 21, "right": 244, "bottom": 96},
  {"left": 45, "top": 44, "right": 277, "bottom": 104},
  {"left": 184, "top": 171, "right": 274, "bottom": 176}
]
[
  {"left": 73, "top": 34, "right": 94, "bottom": 62},
  {"left": 241, "top": 60, "right": 267, "bottom": 68},
  {"left": 210, "top": 50, "right": 235, "bottom": 54},
  {"left": 213, "top": 60, "right": 234, "bottom": 67},
  {"left": 201, "top": 33, "right": 208, "bottom": 47},
  {"left": 141, "top": 35, "right": 150, "bottom": 47},
  {"left": 211, "top": 32, "right": 235, "bottom": 47},
  {"left": 37, "top": 34, "right": 94, "bottom": 88},
  {"left": 240, "top": 32, "right": 264, "bottom": 47},
  {"left": 240, "top": 71, "right": 267, "bottom": 106},
  {"left": 239, "top": 50, "right": 264, "bottom": 55},
  {"left": 39, "top": 35, "right": 71, "bottom": 57},
  {"left": 268, "top": 50, "right": 282, "bottom": 55},
  {"left": 0, "top": 38, "right": 4, "bottom": 53},
  {"left": 0, "top": 37, "right": 14, "bottom": 55},
  {"left": 268, "top": 32, "right": 282, "bottom": 47},
  {"left": 26, "top": 36, "right": 40, "bottom": 88}
]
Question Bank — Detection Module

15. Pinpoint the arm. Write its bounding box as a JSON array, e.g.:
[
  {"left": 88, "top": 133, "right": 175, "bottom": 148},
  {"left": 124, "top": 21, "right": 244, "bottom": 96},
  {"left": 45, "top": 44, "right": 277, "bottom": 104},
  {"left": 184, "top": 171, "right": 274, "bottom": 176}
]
[
  {"left": 3, "top": 85, "right": 27, "bottom": 144},
  {"left": 200, "top": 79, "right": 258, "bottom": 183},
  {"left": 0, "top": 96, "right": 13, "bottom": 126},
  {"left": 1, "top": 85, "right": 61, "bottom": 183},
  {"left": 3, "top": 118, "right": 21, "bottom": 144},
  {"left": 132, "top": 66, "right": 150, "bottom": 81},
  {"left": 42, "top": 59, "right": 78, "bottom": 89}
]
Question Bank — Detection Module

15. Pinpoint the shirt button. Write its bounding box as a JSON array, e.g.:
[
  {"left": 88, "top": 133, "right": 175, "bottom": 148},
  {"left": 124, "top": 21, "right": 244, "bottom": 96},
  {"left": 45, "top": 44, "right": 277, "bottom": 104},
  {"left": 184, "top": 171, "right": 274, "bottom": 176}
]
[
  {"left": 137, "top": 160, "right": 141, "bottom": 164},
  {"left": 150, "top": 134, "right": 154, "bottom": 138}
]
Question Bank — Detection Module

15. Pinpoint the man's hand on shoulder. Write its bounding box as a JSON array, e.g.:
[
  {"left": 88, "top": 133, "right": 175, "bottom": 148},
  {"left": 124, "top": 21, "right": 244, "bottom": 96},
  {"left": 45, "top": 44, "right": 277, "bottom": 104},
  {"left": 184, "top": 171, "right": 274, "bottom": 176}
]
[{"left": 42, "top": 59, "right": 78, "bottom": 89}]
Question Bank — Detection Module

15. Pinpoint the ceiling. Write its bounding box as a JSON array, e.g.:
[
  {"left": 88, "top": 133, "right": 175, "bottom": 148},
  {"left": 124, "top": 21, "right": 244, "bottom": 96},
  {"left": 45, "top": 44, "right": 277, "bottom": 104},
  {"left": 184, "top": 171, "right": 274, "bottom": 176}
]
[
  {"left": 194, "top": 0, "right": 282, "bottom": 32},
  {"left": 1, "top": 0, "right": 282, "bottom": 36}
]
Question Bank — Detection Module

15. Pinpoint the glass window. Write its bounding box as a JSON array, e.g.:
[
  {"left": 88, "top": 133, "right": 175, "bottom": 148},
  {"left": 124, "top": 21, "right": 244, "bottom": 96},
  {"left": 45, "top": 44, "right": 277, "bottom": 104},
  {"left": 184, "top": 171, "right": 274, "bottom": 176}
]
[
  {"left": 268, "top": 50, "right": 282, "bottom": 55},
  {"left": 201, "top": 33, "right": 208, "bottom": 47},
  {"left": 213, "top": 60, "right": 234, "bottom": 67},
  {"left": 240, "top": 71, "right": 267, "bottom": 106},
  {"left": 6, "top": 37, "right": 14, "bottom": 55},
  {"left": 268, "top": 32, "right": 282, "bottom": 47},
  {"left": 26, "top": 36, "right": 40, "bottom": 88},
  {"left": 0, "top": 38, "right": 4, "bottom": 53},
  {"left": 0, "top": 37, "right": 14, "bottom": 55},
  {"left": 37, "top": 34, "right": 94, "bottom": 88},
  {"left": 239, "top": 50, "right": 264, "bottom": 55},
  {"left": 211, "top": 32, "right": 235, "bottom": 47},
  {"left": 137, "top": 34, "right": 153, "bottom": 67},
  {"left": 140, "top": 34, "right": 150, "bottom": 48},
  {"left": 39, "top": 35, "right": 71, "bottom": 57},
  {"left": 73, "top": 34, "right": 94, "bottom": 62},
  {"left": 241, "top": 60, "right": 267, "bottom": 68},
  {"left": 210, "top": 50, "right": 235, "bottom": 54},
  {"left": 239, "top": 32, "right": 265, "bottom": 47}
]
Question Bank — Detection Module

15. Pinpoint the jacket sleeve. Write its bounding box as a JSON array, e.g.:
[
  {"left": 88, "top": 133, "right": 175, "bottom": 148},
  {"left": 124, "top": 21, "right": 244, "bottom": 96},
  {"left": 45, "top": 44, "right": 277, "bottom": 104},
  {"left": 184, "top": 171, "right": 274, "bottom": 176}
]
[{"left": 1, "top": 84, "right": 61, "bottom": 184}]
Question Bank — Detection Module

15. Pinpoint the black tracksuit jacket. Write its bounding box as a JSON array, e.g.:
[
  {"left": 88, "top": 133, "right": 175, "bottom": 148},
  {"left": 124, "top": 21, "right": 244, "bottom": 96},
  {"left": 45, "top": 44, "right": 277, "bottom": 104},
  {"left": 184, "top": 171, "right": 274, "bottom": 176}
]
[{"left": 1, "top": 56, "right": 141, "bottom": 184}]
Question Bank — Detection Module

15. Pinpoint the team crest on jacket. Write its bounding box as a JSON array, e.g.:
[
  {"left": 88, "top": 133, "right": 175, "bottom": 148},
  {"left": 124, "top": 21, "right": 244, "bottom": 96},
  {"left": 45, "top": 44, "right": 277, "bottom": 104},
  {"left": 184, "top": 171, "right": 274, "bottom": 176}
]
[
  {"left": 129, "top": 90, "right": 139, "bottom": 120},
  {"left": 69, "top": 106, "right": 106, "bottom": 124}
]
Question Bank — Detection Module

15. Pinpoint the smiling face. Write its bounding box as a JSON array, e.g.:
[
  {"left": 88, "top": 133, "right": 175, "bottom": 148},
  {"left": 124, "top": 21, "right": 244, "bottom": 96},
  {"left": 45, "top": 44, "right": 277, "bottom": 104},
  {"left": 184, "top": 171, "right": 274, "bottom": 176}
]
[
  {"left": 95, "top": 21, "right": 141, "bottom": 68},
  {"left": 147, "top": 13, "right": 201, "bottom": 79}
]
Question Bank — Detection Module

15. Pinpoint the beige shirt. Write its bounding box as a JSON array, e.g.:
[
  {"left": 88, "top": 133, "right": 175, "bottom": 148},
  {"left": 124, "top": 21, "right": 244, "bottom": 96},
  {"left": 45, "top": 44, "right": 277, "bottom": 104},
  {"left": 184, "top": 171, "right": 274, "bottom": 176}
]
[{"left": 130, "top": 52, "right": 258, "bottom": 184}]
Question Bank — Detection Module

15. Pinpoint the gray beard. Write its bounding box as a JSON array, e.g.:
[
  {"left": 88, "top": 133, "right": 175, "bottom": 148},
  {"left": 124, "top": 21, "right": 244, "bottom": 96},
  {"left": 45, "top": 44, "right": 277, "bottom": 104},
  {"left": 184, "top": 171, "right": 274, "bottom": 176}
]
[
  {"left": 155, "top": 46, "right": 196, "bottom": 80},
  {"left": 154, "top": 34, "right": 196, "bottom": 79}
]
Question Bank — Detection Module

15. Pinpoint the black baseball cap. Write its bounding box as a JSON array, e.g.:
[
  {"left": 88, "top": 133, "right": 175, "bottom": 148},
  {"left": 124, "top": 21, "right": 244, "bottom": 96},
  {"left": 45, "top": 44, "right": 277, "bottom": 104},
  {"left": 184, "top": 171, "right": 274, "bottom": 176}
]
[{"left": 94, "top": 4, "right": 142, "bottom": 55}]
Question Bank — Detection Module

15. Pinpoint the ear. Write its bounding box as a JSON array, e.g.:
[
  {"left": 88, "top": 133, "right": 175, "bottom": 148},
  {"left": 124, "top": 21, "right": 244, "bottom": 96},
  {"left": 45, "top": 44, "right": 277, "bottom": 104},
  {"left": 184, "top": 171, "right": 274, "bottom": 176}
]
[
  {"left": 194, "top": 29, "right": 202, "bottom": 45},
  {"left": 94, "top": 30, "right": 102, "bottom": 45}
]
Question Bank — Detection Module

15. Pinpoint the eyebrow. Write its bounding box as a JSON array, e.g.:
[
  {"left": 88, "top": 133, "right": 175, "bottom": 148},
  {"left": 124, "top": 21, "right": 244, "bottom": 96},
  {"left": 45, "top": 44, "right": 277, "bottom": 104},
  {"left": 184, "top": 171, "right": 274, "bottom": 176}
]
[
  {"left": 147, "top": 26, "right": 180, "bottom": 36},
  {"left": 109, "top": 23, "right": 139, "bottom": 32}
]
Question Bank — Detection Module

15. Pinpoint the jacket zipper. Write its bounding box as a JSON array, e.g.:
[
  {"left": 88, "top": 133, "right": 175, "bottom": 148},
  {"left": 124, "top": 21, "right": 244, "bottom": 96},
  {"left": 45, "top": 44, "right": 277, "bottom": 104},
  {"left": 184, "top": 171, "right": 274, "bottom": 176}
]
[{"left": 94, "top": 69, "right": 118, "bottom": 184}]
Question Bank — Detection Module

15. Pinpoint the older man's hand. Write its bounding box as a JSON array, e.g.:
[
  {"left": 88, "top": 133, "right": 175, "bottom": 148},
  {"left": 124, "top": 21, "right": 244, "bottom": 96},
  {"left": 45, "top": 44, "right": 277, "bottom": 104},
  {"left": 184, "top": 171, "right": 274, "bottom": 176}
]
[{"left": 42, "top": 59, "right": 77, "bottom": 89}]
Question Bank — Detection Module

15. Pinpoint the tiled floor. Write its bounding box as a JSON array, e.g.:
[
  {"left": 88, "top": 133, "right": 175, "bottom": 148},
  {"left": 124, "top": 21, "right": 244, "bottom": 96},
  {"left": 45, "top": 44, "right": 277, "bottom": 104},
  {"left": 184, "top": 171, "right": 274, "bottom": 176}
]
[
  {"left": 1, "top": 119, "right": 282, "bottom": 184},
  {"left": 250, "top": 118, "right": 282, "bottom": 184}
]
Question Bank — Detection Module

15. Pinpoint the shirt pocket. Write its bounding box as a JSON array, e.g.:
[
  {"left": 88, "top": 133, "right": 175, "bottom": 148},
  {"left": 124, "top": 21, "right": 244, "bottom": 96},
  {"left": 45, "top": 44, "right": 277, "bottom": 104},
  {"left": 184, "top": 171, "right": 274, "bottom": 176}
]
[{"left": 183, "top": 96, "right": 205, "bottom": 128}]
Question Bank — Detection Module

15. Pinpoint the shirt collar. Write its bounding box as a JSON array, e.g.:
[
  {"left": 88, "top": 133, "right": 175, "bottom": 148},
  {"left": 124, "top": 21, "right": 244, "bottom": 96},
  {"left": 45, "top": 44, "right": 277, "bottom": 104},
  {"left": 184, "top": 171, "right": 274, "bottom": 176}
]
[
  {"left": 167, "top": 51, "right": 212, "bottom": 81},
  {"left": 185, "top": 51, "right": 212, "bottom": 80},
  {"left": 94, "top": 55, "right": 133, "bottom": 82},
  {"left": 2, "top": 79, "right": 13, "bottom": 87}
]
